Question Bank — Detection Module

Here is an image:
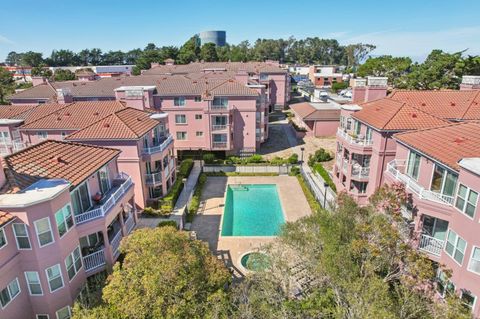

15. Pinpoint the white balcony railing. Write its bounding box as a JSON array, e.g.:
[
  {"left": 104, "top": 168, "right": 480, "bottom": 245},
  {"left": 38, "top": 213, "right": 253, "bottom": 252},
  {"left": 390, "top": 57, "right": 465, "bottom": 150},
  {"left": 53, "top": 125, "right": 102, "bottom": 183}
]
[
  {"left": 351, "top": 165, "right": 370, "bottom": 179},
  {"left": 335, "top": 156, "right": 342, "bottom": 168},
  {"left": 419, "top": 234, "right": 444, "bottom": 256},
  {"left": 342, "top": 159, "right": 348, "bottom": 173},
  {"left": 142, "top": 135, "right": 173, "bottom": 155},
  {"left": 83, "top": 249, "right": 106, "bottom": 272},
  {"left": 125, "top": 214, "right": 135, "bottom": 234},
  {"left": 337, "top": 128, "right": 373, "bottom": 147},
  {"left": 212, "top": 125, "right": 228, "bottom": 131},
  {"left": 111, "top": 231, "right": 123, "bottom": 260},
  {"left": 74, "top": 173, "right": 133, "bottom": 225},
  {"left": 145, "top": 172, "right": 162, "bottom": 186},
  {"left": 386, "top": 160, "right": 455, "bottom": 206},
  {"left": 212, "top": 142, "right": 228, "bottom": 149}
]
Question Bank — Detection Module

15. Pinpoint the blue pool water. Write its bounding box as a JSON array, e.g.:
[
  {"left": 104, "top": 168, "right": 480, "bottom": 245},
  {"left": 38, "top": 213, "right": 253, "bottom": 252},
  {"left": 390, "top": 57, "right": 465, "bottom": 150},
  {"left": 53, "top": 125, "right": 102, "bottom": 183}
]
[{"left": 221, "top": 184, "right": 285, "bottom": 236}]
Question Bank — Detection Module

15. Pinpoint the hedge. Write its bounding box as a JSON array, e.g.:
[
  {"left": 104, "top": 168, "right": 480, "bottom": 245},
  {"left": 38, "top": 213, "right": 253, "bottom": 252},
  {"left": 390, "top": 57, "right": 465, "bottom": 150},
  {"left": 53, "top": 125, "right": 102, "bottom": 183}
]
[
  {"left": 157, "top": 159, "right": 194, "bottom": 214},
  {"left": 186, "top": 173, "right": 207, "bottom": 222},
  {"left": 296, "top": 175, "right": 322, "bottom": 212},
  {"left": 205, "top": 172, "right": 278, "bottom": 177},
  {"left": 157, "top": 220, "right": 178, "bottom": 229},
  {"left": 312, "top": 163, "right": 337, "bottom": 193}
]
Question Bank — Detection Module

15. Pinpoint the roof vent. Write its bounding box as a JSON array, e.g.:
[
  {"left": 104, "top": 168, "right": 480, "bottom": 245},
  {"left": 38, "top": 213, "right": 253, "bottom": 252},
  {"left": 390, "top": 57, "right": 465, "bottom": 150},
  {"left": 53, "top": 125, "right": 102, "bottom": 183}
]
[
  {"left": 450, "top": 102, "right": 456, "bottom": 106},
  {"left": 421, "top": 102, "right": 426, "bottom": 106},
  {"left": 375, "top": 107, "right": 381, "bottom": 111},
  {"left": 103, "top": 123, "right": 110, "bottom": 128},
  {"left": 50, "top": 156, "right": 66, "bottom": 164},
  {"left": 56, "top": 117, "right": 62, "bottom": 121},
  {"left": 93, "top": 112, "right": 99, "bottom": 116},
  {"left": 411, "top": 113, "right": 417, "bottom": 118},
  {"left": 228, "top": 79, "right": 234, "bottom": 82},
  {"left": 454, "top": 137, "right": 466, "bottom": 144},
  {"left": 192, "top": 80, "right": 197, "bottom": 84},
  {"left": 136, "top": 117, "right": 142, "bottom": 121},
  {"left": 65, "top": 112, "right": 71, "bottom": 116}
]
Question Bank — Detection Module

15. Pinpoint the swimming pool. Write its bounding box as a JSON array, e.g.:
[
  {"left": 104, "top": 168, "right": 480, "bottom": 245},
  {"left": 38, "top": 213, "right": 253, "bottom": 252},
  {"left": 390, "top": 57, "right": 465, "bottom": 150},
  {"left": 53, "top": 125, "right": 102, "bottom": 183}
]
[{"left": 221, "top": 184, "right": 285, "bottom": 236}]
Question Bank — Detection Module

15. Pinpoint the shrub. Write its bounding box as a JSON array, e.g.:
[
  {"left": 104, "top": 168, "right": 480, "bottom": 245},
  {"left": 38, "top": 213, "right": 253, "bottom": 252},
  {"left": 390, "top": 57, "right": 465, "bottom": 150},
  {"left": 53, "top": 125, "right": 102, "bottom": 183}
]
[
  {"left": 287, "top": 153, "right": 298, "bottom": 164},
  {"left": 270, "top": 156, "right": 287, "bottom": 165},
  {"left": 308, "top": 148, "right": 333, "bottom": 166},
  {"left": 157, "top": 220, "right": 178, "bottom": 229},
  {"left": 331, "top": 81, "right": 349, "bottom": 93},
  {"left": 290, "top": 166, "right": 300, "bottom": 176},
  {"left": 226, "top": 156, "right": 242, "bottom": 164},
  {"left": 187, "top": 173, "right": 207, "bottom": 222},
  {"left": 313, "top": 163, "right": 337, "bottom": 192},
  {"left": 245, "top": 154, "right": 263, "bottom": 164},
  {"left": 178, "top": 159, "right": 194, "bottom": 177},
  {"left": 158, "top": 178, "right": 185, "bottom": 214},
  {"left": 289, "top": 118, "right": 307, "bottom": 132},
  {"left": 202, "top": 153, "right": 216, "bottom": 164},
  {"left": 143, "top": 206, "right": 171, "bottom": 217}
]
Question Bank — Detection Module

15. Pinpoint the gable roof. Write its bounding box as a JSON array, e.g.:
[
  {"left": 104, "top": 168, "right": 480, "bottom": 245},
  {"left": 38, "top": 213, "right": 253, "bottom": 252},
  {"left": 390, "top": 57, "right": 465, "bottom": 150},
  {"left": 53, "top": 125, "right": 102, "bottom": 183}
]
[
  {"left": 2, "top": 140, "right": 120, "bottom": 191},
  {"left": 394, "top": 121, "right": 480, "bottom": 171},
  {"left": 7, "top": 84, "right": 56, "bottom": 100},
  {"left": 66, "top": 108, "right": 162, "bottom": 140},
  {"left": 0, "top": 211, "right": 14, "bottom": 227},
  {"left": 142, "top": 61, "right": 287, "bottom": 75},
  {"left": 352, "top": 98, "right": 449, "bottom": 131},
  {"left": 0, "top": 104, "right": 38, "bottom": 119},
  {"left": 290, "top": 102, "right": 340, "bottom": 121}
]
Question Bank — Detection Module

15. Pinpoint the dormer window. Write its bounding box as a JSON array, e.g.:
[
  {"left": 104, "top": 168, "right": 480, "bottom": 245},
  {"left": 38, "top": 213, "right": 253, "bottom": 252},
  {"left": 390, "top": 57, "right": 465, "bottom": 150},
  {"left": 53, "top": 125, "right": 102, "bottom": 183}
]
[
  {"left": 212, "top": 97, "right": 228, "bottom": 108},
  {"left": 174, "top": 97, "right": 186, "bottom": 106},
  {"left": 194, "top": 96, "right": 202, "bottom": 102}
]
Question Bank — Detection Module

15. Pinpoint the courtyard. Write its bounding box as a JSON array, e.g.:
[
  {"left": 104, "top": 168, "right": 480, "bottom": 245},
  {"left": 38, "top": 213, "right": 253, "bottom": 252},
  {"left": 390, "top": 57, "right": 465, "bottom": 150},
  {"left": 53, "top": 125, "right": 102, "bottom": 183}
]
[{"left": 191, "top": 175, "right": 312, "bottom": 276}]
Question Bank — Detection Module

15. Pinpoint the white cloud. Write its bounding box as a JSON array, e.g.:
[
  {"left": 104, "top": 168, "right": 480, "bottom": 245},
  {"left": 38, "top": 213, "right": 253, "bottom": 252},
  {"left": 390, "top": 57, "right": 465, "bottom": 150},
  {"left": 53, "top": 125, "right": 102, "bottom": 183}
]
[
  {"left": 337, "top": 27, "right": 480, "bottom": 60},
  {"left": 0, "top": 35, "right": 14, "bottom": 45}
]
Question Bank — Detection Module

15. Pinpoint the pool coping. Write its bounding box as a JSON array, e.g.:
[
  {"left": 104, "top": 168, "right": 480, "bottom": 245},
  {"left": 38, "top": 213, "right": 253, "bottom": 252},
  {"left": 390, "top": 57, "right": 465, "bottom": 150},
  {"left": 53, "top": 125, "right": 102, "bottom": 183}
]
[{"left": 218, "top": 183, "right": 287, "bottom": 239}]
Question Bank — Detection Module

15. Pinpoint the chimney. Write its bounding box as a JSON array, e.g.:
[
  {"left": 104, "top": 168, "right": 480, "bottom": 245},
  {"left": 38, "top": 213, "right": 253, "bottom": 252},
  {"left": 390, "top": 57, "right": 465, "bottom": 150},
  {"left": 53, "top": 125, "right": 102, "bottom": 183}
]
[
  {"left": 352, "top": 78, "right": 367, "bottom": 103},
  {"left": 150, "top": 62, "right": 160, "bottom": 69},
  {"left": 460, "top": 75, "right": 480, "bottom": 90},
  {"left": 235, "top": 70, "right": 249, "bottom": 85},
  {"left": 32, "top": 76, "right": 47, "bottom": 87},
  {"left": 364, "top": 77, "right": 388, "bottom": 102},
  {"left": 164, "top": 59, "right": 175, "bottom": 66},
  {"left": 56, "top": 88, "right": 73, "bottom": 104},
  {"left": 115, "top": 86, "right": 155, "bottom": 110}
]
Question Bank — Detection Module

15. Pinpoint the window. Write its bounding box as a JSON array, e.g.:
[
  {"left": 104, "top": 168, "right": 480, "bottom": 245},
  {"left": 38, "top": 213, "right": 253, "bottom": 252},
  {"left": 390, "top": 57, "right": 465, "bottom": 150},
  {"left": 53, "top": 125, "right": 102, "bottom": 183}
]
[
  {"left": 60, "top": 132, "right": 67, "bottom": 140},
  {"left": 445, "top": 230, "right": 467, "bottom": 264},
  {"left": 97, "top": 166, "right": 110, "bottom": 194},
  {"left": 194, "top": 96, "right": 202, "bottom": 102},
  {"left": 65, "top": 247, "right": 82, "bottom": 280},
  {"left": 0, "top": 227, "right": 7, "bottom": 249},
  {"left": 143, "top": 135, "right": 148, "bottom": 148},
  {"left": 455, "top": 184, "right": 478, "bottom": 218},
  {"left": 0, "top": 278, "right": 20, "bottom": 308},
  {"left": 25, "top": 271, "right": 43, "bottom": 295},
  {"left": 213, "top": 116, "right": 227, "bottom": 126},
  {"left": 34, "top": 217, "right": 54, "bottom": 247},
  {"left": 436, "top": 269, "right": 455, "bottom": 298},
  {"left": 468, "top": 247, "right": 480, "bottom": 275},
  {"left": 173, "top": 97, "right": 185, "bottom": 106},
  {"left": 13, "top": 223, "right": 31, "bottom": 249},
  {"left": 148, "top": 186, "right": 163, "bottom": 199},
  {"left": 71, "top": 183, "right": 90, "bottom": 215},
  {"left": 56, "top": 306, "right": 71, "bottom": 319},
  {"left": 196, "top": 131, "right": 203, "bottom": 137},
  {"left": 55, "top": 205, "right": 74, "bottom": 237},
  {"left": 46, "top": 264, "right": 64, "bottom": 292},
  {"left": 213, "top": 134, "right": 227, "bottom": 142},
  {"left": 353, "top": 121, "right": 361, "bottom": 135},
  {"left": 430, "top": 164, "right": 458, "bottom": 198},
  {"left": 195, "top": 114, "right": 202, "bottom": 120},
  {"left": 365, "top": 127, "right": 372, "bottom": 142},
  {"left": 0, "top": 131, "right": 9, "bottom": 143},
  {"left": 37, "top": 315, "right": 49, "bottom": 319},
  {"left": 176, "top": 132, "right": 187, "bottom": 140},
  {"left": 461, "top": 291, "right": 476, "bottom": 311},
  {"left": 406, "top": 151, "right": 421, "bottom": 180},
  {"left": 175, "top": 114, "right": 187, "bottom": 124},
  {"left": 212, "top": 97, "right": 228, "bottom": 107},
  {"left": 37, "top": 131, "right": 48, "bottom": 140}
]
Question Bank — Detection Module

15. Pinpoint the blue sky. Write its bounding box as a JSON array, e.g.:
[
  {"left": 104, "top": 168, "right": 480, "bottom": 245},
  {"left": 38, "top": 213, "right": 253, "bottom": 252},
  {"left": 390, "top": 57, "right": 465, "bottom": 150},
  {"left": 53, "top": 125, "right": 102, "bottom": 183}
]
[{"left": 1, "top": 0, "right": 480, "bottom": 62}]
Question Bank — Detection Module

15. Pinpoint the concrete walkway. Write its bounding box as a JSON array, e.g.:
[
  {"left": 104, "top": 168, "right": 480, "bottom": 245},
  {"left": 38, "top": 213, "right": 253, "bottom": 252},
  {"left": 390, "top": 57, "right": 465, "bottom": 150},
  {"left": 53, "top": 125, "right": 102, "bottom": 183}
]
[{"left": 301, "top": 163, "right": 337, "bottom": 210}]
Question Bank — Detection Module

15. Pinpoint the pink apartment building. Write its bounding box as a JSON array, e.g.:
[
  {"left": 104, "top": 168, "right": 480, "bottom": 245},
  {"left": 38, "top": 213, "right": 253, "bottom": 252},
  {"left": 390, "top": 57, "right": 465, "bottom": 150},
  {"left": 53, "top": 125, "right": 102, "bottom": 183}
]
[
  {"left": 0, "top": 140, "right": 137, "bottom": 319},
  {"left": 334, "top": 75, "right": 480, "bottom": 316}
]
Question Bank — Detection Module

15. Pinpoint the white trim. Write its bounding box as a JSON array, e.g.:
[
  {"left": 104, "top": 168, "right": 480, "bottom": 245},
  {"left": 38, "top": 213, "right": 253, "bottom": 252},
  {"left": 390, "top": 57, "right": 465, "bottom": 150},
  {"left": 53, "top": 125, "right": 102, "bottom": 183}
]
[
  {"left": 0, "top": 227, "right": 7, "bottom": 250},
  {"left": 460, "top": 290, "right": 477, "bottom": 312},
  {"left": 468, "top": 246, "right": 480, "bottom": 275},
  {"left": 0, "top": 277, "right": 21, "bottom": 309},
  {"left": 55, "top": 305, "right": 71, "bottom": 319},
  {"left": 45, "top": 264, "right": 64, "bottom": 293},
  {"left": 12, "top": 223, "right": 32, "bottom": 250},
  {"left": 36, "top": 315, "right": 50, "bottom": 319},
  {"left": 34, "top": 217, "right": 55, "bottom": 248},
  {"left": 55, "top": 204, "right": 74, "bottom": 238},
  {"left": 64, "top": 246, "right": 83, "bottom": 282},
  {"left": 406, "top": 150, "right": 421, "bottom": 181},
  {"left": 444, "top": 229, "right": 467, "bottom": 266},
  {"left": 24, "top": 271, "right": 43, "bottom": 296},
  {"left": 454, "top": 183, "right": 478, "bottom": 221}
]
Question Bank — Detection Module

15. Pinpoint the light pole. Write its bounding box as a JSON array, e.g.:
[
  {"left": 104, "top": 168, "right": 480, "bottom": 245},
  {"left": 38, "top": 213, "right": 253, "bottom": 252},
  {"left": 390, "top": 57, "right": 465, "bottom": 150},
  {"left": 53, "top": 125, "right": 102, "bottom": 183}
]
[
  {"left": 300, "top": 147, "right": 305, "bottom": 164},
  {"left": 323, "top": 182, "right": 329, "bottom": 209}
]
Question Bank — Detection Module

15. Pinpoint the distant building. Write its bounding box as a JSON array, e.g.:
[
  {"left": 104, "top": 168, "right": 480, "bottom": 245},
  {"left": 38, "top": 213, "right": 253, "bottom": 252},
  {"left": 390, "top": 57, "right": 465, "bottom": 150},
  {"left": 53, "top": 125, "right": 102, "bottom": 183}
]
[
  {"left": 198, "top": 31, "right": 226, "bottom": 47},
  {"left": 308, "top": 65, "right": 346, "bottom": 88}
]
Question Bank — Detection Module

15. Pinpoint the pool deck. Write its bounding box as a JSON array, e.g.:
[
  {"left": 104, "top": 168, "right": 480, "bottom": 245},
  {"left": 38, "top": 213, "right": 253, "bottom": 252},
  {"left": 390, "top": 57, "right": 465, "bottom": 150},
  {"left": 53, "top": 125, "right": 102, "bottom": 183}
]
[{"left": 191, "top": 176, "right": 312, "bottom": 277}]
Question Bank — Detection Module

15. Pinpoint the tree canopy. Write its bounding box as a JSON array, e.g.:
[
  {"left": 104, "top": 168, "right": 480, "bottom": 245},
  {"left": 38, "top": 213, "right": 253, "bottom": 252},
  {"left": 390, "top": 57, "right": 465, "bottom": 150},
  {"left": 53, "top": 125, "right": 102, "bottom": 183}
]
[{"left": 0, "top": 68, "right": 15, "bottom": 103}]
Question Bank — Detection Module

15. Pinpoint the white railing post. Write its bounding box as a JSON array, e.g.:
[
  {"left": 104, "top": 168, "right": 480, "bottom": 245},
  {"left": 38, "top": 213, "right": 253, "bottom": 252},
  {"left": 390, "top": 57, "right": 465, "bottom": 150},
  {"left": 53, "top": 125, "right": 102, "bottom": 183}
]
[{"left": 83, "top": 249, "right": 106, "bottom": 272}]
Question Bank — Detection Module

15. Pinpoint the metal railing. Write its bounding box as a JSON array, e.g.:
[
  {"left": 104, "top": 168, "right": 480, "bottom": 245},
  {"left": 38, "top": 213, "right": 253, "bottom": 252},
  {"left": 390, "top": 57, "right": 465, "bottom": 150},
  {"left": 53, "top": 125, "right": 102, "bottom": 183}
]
[
  {"left": 351, "top": 166, "right": 370, "bottom": 179},
  {"left": 212, "top": 142, "right": 228, "bottom": 149},
  {"left": 74, "top": 173, "right": 133, "bottom": 225},
  {"left": 111, "top": 231, "right": 123, "bottom": 260},
  {"left": 212, "top": 124, "right": 228, "bottom": 131},
  {"left": 125, "top": 214, "right": 135, "bottom": 234},
  {"left": 386, "top": 160, "right": 454, "bottom": 206},
  {"left": 337, "top": 128, "right": 373, "bottom": 146},
  {"left": 342, "top": 159, "right": 348, "bottom": 174},
  {"left": 83, "top": 249, "right": 106, "bottom": 272},
  {"left": 142, "top": 135, "right": 173, "bottom": 155},
  {"left": 145, "top": 172, "right": 162, "bottom": 186},
  {"left": 419, "top": 234, "right": 444, "bottom": 256}
]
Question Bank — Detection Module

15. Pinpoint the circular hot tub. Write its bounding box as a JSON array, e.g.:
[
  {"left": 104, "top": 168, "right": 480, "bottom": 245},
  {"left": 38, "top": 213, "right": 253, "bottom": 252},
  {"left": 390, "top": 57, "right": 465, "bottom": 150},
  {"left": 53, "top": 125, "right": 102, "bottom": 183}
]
[{"left": 240, "top": 252, "right": 271, "bottom": 272}]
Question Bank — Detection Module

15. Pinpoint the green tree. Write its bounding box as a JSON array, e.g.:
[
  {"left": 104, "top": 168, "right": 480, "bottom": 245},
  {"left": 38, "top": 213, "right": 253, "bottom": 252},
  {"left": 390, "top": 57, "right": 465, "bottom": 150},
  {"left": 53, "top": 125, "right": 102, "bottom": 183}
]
[
  {"left": 460, "top": 55, "right": 480, "bottom": 75},
  {"left": 216, "top": 44, "right": 231, "bottom": 62},
  {"left": 357, "top": 55, "right": 412, "bottom": 85},
  {"left": 31, "top": 64, "right": 53, "bottom": 78},
  {"left": 132, "top": 49, "right": 163, "bottom": 75},
  {"left": 177, "top": 36, "right": 200, "bottom": 64},
  {"left": 200, "top": 43, "right": 218, "bottom": 62},
  {"left": 230, "top": 41, "right": 251, "bottom": 62},
  {"left": 5, "top": 51, "right": 22, "bottom": 66},
  {"left": 78, "top": 49, "right": 90, "bottom": 66},
  {"left": 53, "top": 69, "right": 76, "bottom": 81},
  {"left": 101, "top": 50, "right": 126, "bottom": 65},
  {"left": 125, "top": 48, "right": 143, "bottom": 65},
  {"left": 0, "top": 68, "right": 15, "bottom": 103},
  {"left": 72, "top": 227, "right": 231, "bottom": 319},
  {"left": 20, "top": 51, "right": 44, "bottom": 67},
  {"left": 344, "top": 43, "right": 376, "bottom": 68},
  {"left": 46, "top": 49, "right": 79, "bottom": 66},
  {"left": 89, "top": 48, "right": 103, "bottom": 65},
  {"left": 144, "top": 42, "right": 157, "bottom": 51}
]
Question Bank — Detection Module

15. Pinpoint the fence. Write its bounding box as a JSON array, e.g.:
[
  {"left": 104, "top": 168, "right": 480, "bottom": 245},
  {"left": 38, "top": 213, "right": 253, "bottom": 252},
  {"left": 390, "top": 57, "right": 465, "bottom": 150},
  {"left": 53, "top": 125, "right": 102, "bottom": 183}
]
[
  {"left": 300, "top": 165, "right": 336, "bottom": 211},
  {"left": 203, "top": 165, "right": 293, "bottom": 175}
]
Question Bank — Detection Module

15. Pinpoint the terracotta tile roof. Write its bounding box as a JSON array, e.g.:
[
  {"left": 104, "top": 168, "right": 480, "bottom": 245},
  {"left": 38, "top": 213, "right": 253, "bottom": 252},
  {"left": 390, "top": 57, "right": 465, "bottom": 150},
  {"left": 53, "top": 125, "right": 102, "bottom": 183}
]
[
  {"left": 2, "top": 140, "right": 120, "bottom": 191},
  {"left": 290, "top": 102, "right": 340, "bottom": 121},
  {"left": 142, "top": 61, "right": 287, "bottom": 75},
  {"left": 394, "top": 122, "right": 480, "bottom": 170},
  {"left": 20, "top": 101, "right": 126, "bottom": 130},
  {"left": 7, "top": 84, "right": 56, "bottom": 100},
  {"left": 21, "top": 103, "right": 69, "bottom": 125},
  {"left": 0, "top": 104, "right": 38, "bottom": 119},
  {"left": 66, "top": 108, "right": 161, "bottom": 140},
  {"left": 0, "top": 211, "right": 14, "bottom": 227},
  {"left": 353, "top": 98, "right": 449, "bottom": 131}
]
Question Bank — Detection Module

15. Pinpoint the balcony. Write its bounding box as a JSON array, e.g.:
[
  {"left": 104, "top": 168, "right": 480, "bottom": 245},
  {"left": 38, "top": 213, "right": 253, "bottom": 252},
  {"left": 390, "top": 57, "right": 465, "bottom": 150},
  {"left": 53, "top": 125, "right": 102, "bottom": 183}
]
[
  {"left": 386, "top": 160, "right": 454, "bottom": 206},
  {"left": 74, "top": 173, "right": 133, "bottom": 225},
  {"left": 212, "top": 142, "right": 228, "bottom": 149},
  {"left": 111, "top": 231, "right": 123, "bottom": 260},
  {"left": 337, "top": 128, "right": 373, "bottom": 147},
  {"left": 351, "top": 165, "right": 370, "bottom": 179},
  {"left": 145, "top": 172, "right": 162, "bottom": 186},
  {"left": 342, "top": 159, "right": 348, "bottom": 174},
  {"left": 212, "top": 124, "right": 228, "bottom": 131},
  {"left": 125, "top": 214, "right": 135, "bottom": 234},
  {"left": 142, "top": 135, "right": 173, "bottom": 156},
  {"left": 83, "top": 249, "right": 106, "bottom": 273},
  {"left": 419, "top": 234, "right": 444, "bottom": 256},
  {"left": 0, "top": 140, "right": 26, "bottom": 156}
]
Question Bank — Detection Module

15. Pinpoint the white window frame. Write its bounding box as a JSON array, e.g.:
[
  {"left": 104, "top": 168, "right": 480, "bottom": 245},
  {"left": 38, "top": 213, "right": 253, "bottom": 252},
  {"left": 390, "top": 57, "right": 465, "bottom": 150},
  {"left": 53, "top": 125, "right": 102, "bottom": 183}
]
[
  {"left": 55, "top": 204, "right": 74, "bottom": 238},
  {"left": 55, "top": 306, "right": 71, "bottom": 319},
  {"left": 454, "top": 184, "right": 478, "bottom": 220},
  {"left": 37, "top": 131, "right": 48, "bottom": 140},
  {"left": 36, "top": 315, "right": 50, "bottom": 319},
  {"left": 175, "top": 114, "right": 187, "bottom": 124},
  {"left": 173, "top": 97, "right": 185, "bottom": 107},
  {"left": 45, "top": 264, "right": 64, "bottom": 293},
  {"left": 0, "top": 278, "right": 20, "bottom": 309},
  {"left": 64, "top": 246, "right": 83, "bottom": 281},
  {"left": 176, "top": 131, "right": 187, "bottom": 140},
  {"left": 195, "top": 114, "right": 202, "bottom": 120},
  {"left": 468, "top": 246, "right": 480, "bottom": 275},
  {"left": 13, "top": 223, "right": 31, "bottom": 250},
  {"left": 25, "top": 271, "right": 43, "bottom": 296},
  {"left": 406, "top": 150, "right": 421, "bottom": 181},
  {"left": 0, "top": 227, "right": 7, "bottom": 250},
  {"left": 34, "top": 217, "right": 54, "bottom": 248},
  {"left": 461, "top": 290, "right": 477, "bottom": 312},
  {"left": 444, "top": 229, "right": 467, "bottom": 266},
  {"left": 196, "top": 131, "right": 203, "bottom": 137}
]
